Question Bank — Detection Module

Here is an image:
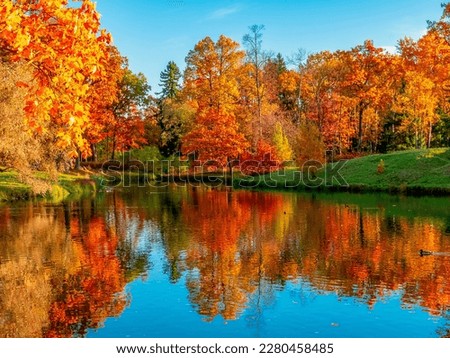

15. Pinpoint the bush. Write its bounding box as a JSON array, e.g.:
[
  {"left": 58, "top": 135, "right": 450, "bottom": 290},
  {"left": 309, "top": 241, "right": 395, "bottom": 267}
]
[
  {"left": 240, "top": 140, "right": 281, "bottom": 175},
  {"left": 377, "top": 159, "right": 385, "bottom": 174}
]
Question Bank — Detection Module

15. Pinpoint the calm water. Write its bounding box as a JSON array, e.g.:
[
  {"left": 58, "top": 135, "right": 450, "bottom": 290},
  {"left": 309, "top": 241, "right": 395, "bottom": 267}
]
[{"left": 0, "top": 185, "right": 450, "bottom": 338}]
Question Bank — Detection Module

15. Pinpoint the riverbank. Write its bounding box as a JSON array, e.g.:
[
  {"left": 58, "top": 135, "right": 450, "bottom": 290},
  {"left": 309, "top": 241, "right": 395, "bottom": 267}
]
[
  {"left": 1, "top": 148, "right": 449, "bottom": 201},
  {"left": 0, "top": 171, "right": 97, "bottom": 202},
  {"left": 235, "top": 148, "right": 450, "bottom": 196}
]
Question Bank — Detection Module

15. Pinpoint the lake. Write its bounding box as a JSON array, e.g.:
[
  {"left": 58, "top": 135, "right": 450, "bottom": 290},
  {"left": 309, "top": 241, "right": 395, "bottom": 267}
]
[{"left": 0, "top": 184, "right": 449, "bottom": 338}]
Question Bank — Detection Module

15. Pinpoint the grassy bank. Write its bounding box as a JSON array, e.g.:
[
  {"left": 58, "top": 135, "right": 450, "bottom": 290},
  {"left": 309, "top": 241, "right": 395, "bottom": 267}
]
[
  {"left": 0, "top": 171, "right": 97, "bottom": 202},
  {"left": 235, "top": 148, "right": 450, "bottom": 196},
  {"left": 2, "top": 148, "right": 449, "bottom": 201}
]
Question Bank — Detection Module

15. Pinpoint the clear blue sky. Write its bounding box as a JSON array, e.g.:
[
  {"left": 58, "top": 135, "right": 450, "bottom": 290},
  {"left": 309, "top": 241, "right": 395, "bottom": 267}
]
[{"left": 94, "top": 0, "right": 443, "bottom": 93}]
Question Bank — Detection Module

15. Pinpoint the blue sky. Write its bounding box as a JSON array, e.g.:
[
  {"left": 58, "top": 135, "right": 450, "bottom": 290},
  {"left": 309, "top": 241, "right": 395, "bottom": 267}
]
[{"left": 94, "top": 0, "right": 443, "bottom": 93}]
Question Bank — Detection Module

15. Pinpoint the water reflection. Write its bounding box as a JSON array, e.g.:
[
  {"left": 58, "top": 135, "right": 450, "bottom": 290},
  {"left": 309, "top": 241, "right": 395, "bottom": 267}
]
[
  {"left": 0, "top": 186, "right": 449, "bottom": 337},
  {"left": 0, "top": 197, "right": 148, "bottom": 337}
]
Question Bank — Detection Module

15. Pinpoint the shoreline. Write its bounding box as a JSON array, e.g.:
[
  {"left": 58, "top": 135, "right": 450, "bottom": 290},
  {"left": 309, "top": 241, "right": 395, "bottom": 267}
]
[
  {"left": 233, "top": 178, "right": 450, "bottom": 197},
  {"left": 1, "top": 175, "right": 449, "bottom": 203},
  {"left": 1, "top": 148, "right": 449, "bottom": 201},
  {"left": 0, "top": 171, "right": 98, "bottom": 203}
]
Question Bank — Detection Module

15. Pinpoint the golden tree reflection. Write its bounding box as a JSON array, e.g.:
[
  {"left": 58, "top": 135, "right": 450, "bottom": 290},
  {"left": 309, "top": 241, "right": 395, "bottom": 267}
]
[{"left": 0, "top": 197, "right": 146, "bottom": 338}]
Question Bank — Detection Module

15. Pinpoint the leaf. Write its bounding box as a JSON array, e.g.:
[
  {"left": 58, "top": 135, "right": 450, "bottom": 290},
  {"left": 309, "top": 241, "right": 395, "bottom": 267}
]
[{"left": 15, "top": 81, "right": 29, "bottom": 88}]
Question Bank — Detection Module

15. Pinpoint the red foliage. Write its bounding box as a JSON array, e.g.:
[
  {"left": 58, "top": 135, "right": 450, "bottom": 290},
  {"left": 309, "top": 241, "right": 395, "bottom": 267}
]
[{"left": 240, "top": 140, "right": 281, "bottom": 175}]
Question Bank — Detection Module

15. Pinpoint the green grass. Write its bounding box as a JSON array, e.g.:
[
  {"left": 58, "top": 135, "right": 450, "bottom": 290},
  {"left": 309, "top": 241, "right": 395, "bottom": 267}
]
[
  {"left": 0, "top": 171, "right": 32, "bottom": 201},
  {"left": 235, "top": 148, "right": 450, "bottom": 195},
  {"left": 330, "top": 148, "right": 450, "bottom": 189},
  {"left": 0, "top": 170, "right": 97, "bottom": 202}
]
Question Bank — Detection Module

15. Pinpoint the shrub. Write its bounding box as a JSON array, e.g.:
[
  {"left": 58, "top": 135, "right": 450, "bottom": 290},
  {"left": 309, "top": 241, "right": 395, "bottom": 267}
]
[
  {"left": 377, "top": 159, "right": 385, "bottom": 174},
  {"left": 240, "top": 140, "right": 281, "bottom": 175}
]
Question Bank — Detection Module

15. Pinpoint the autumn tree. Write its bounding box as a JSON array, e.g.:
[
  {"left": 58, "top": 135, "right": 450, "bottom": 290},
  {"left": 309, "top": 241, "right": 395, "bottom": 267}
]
[
  {"left": 183, "top": 36, "right": 249, "bottom": 170},
  {"left": 338, "top": 41, "right": 397, "bottom": 152},
  {"left": 261, "top": 53, "right": 286, "bottom": 109},
  {"left": 277, "top": 49, "right": 307, "bottom": 124},
  {"left": 299, "top": 51, "right": 354, "bottom": 154},
  {"left": 182, "top": 109, "right": 248, "bottom": 172},
  {"left": 0, "top": 60, "right": 54, "bottom": 191},
  {"left": 294, "top": 121, "right": 326, "bottom": 167},
  {"left": 240, "top": 139, "right": 281, "bottom": 174},
  {"left": 242, "top": 25, "right": 270, "bottom": 141},
  {"left": 85, "top": 45, "right": 124, "bottom": 162},
  {"left": 0, "top": 0, "right": 112, "bottom": 162},
  {"left": 272, "top": 122, "right": 293, "bottom": 162},
  {"left": 398, "top": 10, "right": 450, "bottom": 148},
  {"left": 108, "top": 68, "right": 151, "bottom": 160},
  {"left": 393, "top": 70, "right": 438, "bottom": 148},
  {"left": 184, "top": 35, "right": 245, "bottom": 113}
]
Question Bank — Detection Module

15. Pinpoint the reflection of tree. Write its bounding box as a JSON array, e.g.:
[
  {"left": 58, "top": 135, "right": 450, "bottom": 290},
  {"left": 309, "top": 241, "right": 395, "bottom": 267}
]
[
  {"left": 182, "top": 189, "right": 254, "bottom": 320},
  {"left": 106, "top": 192, "right": 151, "bottom": 282},
  {"left": 0, "top": 204, "right": 72, "bottom": 337},
  {"left": 178, "top": 190, "right": 294, "bottom": 321},
  {"left": 155, "top": 188, "right": 450, "bottom": 334},
  {"left": 44, "top": 216, "right": 128, "bottom": 337},
  {"left": 0, "top": 196, "right": 147, "bottom": 337}
]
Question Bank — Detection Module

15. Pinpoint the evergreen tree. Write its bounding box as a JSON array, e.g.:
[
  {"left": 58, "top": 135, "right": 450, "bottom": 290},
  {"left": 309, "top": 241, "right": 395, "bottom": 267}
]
[
  {"left": 158, "top": 61, "right": 181, "bottom": 99},
  {"left": 157, "top": 61, "right": 186, "bottom": 157},
  {"left": 275, "top": 53, "right": 287, "bottom": 75}
]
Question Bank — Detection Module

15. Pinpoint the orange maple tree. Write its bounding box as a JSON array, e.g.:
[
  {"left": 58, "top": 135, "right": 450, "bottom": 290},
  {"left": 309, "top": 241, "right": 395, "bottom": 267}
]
[
  {"left": 182, "top": 109, "right": 248, "bottom": 169},
  {"left": 0, "top": 0, "right": 112, "bottom": 157}
]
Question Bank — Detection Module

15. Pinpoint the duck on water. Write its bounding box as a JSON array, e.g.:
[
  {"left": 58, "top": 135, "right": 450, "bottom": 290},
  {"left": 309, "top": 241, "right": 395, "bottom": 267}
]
[{"left": 419, "top": 249, "right": 450, "bottom": 256}]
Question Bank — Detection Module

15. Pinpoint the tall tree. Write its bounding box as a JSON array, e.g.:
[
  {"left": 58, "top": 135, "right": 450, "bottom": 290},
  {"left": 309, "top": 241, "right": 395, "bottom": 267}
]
[
  {"left": 338, "top": 41, "right": 397, "bottom": 152},
  {"left": 158, "top": 61, "right": 181, "bottom": 100},
  {"left": 184, "top": 35, "right": 244, "bottom": 114},
  {"left": 0, "top": 60, "right": 53, "bottom": 190},
  {"left": 156, "top": 61, "right": 188, "bottom": 157},
  {"left": 393, "top": 71, "right": 438, "bottom": 148},
  {"left": 243, "top": 25, "right": 268, "bottom": 140},
  {"left": 183, "top": 35, "right": 248, "bottom": 170},
  {"left": 86, "top": 45, "right": 124, "bottom": 162},
  {"left": 272, "top": 122, "right": 293, "bottom": 162},
  {"left": 109, "top": 68, "right": 151, "bottom": 160}
]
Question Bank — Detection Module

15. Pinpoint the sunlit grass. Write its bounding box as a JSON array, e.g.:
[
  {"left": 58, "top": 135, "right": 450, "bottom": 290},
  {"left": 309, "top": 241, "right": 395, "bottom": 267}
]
[
  {"left": 240, "top": 148, "right": 450, "bottom": 195},
  {"left": 0, "top": 170, "right": 96, "bottom": 202}
]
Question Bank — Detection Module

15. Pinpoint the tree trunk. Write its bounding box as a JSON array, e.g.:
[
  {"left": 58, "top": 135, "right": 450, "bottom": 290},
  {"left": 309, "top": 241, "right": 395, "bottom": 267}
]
[
  {"left": 415, "top": 128, "right": 419, "bottom": 149},
  {"left": 357, "top": 104, "right": 364, "bottom": 152},
  {"left": 91, "top": 143, "right": 97, "bottom": 162},
  {"left": 111, "top": 137, "right": 116, "bottom": 160},
  {"left": 428, "top": 121, "right": 432, "bottom": 148},
  {"left": 75, "top": 150, "right": 82, "bottom": 170}
]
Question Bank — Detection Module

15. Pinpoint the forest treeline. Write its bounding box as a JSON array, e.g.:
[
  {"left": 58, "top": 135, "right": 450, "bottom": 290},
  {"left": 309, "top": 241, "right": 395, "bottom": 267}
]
[{"left": 1, "top": 1, "right": 450, "bottom": 187}]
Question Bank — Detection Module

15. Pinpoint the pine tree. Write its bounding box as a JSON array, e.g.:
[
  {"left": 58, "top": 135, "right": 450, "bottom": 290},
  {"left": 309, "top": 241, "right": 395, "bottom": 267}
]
[
  {"left": 158, "top": 61, "right": 181, "bottom": 99},
  {"left": 157, "top": 61, "right": 185, "bottom": 156}
]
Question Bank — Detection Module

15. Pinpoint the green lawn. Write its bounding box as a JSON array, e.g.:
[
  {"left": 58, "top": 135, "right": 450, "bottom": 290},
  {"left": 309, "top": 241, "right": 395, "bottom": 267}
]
[
  {"left": 236, "top": 148, "right": 450, "bottom": 195},
  {"left": 330, "top": 148, "right": 450, "bottom": 189}
]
